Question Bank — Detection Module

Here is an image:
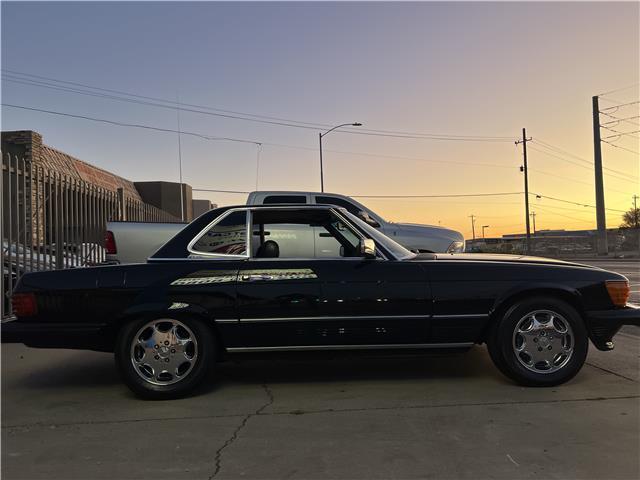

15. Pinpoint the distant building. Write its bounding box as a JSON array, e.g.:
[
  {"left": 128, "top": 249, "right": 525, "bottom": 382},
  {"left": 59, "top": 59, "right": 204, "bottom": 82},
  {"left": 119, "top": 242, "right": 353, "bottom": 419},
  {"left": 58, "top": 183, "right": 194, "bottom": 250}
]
[
  {"left": 1, "top": 130, "right": 208, "bottom": 223},
  {"left": 2, "top": 130, "right": 142, "bottom": 201},
  {"left": 192, "top": 199, "right": 217, "bottom": 218}
]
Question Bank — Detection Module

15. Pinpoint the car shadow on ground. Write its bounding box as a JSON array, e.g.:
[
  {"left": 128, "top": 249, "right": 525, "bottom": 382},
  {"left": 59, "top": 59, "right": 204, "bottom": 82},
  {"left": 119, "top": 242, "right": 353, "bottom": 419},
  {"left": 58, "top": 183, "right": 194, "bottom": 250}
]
[
  {"left": 208, "top": 345, "right": 508, "bottom": 389},
  {"left": 3, "top": 345, "right": 509, "bottom": 395}
]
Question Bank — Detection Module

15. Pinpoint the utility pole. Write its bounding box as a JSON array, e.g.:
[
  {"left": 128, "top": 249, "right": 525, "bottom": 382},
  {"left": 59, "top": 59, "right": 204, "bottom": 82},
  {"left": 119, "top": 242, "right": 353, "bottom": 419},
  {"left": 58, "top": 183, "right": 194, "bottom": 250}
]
[
  {"left": 592, "top": 96, "right": 608, "bottom": 255},
  {"left": 318, "top": 132, "right": 324, "bottom": 192},
  {"left": 176, "top": 94, "right": 185, "bottom": 222},
  {"left": 633, "top": 195, "right": 640, "bottom": 255},
  {"left": 515, "top": 128, "right": 532, "bottom": 254},
  {"left": 469, "top": 215, "right": 476, "bottom": 240},
  {"left": 530, "top": 211, "right": 537, "bottom": 234}
]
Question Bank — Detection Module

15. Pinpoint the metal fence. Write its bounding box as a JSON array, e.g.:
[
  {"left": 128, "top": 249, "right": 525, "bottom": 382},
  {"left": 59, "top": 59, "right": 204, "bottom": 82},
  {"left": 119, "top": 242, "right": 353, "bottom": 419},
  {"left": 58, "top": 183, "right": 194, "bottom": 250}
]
[{"left": 1, "top": 153, "right": 181, "bottom": 318}]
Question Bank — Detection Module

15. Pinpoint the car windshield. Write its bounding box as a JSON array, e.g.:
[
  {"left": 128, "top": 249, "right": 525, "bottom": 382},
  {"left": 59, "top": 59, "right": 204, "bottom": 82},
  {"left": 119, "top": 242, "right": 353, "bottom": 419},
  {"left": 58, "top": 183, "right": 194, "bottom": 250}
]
[{"left": 343, "top": 210, "right": 416, "bottom": 260}]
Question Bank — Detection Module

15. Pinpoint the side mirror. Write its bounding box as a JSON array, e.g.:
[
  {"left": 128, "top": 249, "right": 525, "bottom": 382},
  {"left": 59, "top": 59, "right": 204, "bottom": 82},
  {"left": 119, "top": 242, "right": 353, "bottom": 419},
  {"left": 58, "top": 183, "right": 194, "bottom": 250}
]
[
  {"left": 357, "top": 210, "right": 381, "bottom": 228},
  {"left": 359, "top": 238, "right": 376, "bottom": 259}
]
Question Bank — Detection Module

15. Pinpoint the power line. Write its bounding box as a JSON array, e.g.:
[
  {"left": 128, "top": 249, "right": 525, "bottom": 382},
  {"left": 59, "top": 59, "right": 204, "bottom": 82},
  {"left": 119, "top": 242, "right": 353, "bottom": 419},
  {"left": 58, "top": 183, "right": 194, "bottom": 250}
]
[
  {"left": 601, "top": 130, "right": 640, "bottom": 140},
  {"left": 189, "top": 190, "right": 525, "bottom": 199},
  {"left": 598, "top": 83, "right": 640, "bottom": 97},
  {"left": 266, "top": 142, "right": 517, "bottom": 169},
  {"left": 530, "top": 192, "right": 628, "bottom": 213},
  {"left": 599, "top": 100, "right": 640, "bottom": 111},
  {"left": 1, "top": 103, "right": 263, "bottom": 146},
  {"left": 2, "top": 69, "right": 515, "bottom": 142},
  {"left": 527, "top": 144, "right": 637, "bottom": 184},
  {"left": 601, "top": 140, "right": 640, "bottom": 155},
  {"left": 351, "top": 192, "right": 523, "bottom": 199},
  {"left": 532, "top": 138, "right": 636, "bottom": 178},
  {"left": 534, "top": 205, "right": 595, "bottom": 224},
  {"left": 192, "top": 188, "right": 250, "bottom": 194},
  {"left": 600, "top": 115, "right": 640, "bottom": 126},
  {"left": 599, "top": 110, "right": 640, "bottom": 127},
  {"left": 2, "top": 101, "right": 528, "bottom": 173},
  {"left": 527, "top": 164, "right": 635, "bottom": 195}
]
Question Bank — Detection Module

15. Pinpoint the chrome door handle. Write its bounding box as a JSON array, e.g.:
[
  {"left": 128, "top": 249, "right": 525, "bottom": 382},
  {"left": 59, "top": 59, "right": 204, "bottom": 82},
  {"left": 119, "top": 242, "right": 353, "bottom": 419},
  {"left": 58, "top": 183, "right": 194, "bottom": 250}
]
[{"left": 241, "top": 274, "right": 273, "bottom": 282}]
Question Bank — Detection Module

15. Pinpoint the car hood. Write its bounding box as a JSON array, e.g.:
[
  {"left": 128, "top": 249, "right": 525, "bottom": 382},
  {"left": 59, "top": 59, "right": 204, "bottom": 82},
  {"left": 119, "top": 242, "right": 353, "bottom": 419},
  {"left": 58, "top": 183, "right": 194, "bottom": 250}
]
[
  {"left": 390, "top": 222, "right": 464, "bottom": 240},
  {"left": 429, "top": 253, "right": 599, "bottom": 268}
]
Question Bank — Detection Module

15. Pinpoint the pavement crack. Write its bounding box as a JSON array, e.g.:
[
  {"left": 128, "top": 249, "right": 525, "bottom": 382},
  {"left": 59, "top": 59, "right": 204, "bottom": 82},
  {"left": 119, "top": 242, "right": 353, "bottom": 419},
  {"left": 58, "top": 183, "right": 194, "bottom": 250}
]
[
  {"left": 586, "top": 362, "right": 637, "bottom": 383},
  {"left": 209, "top": 383, "right": 274, "bottom": 480}
]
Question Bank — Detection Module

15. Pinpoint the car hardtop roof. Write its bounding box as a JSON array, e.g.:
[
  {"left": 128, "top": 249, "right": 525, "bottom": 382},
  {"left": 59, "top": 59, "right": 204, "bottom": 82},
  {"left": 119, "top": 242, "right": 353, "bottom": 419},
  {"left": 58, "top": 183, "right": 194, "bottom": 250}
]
[
  {"left": 248, "top": 190, "right": 348, "bottom": 196},
  {"left": 199, "top": 203, "right": 340, "bottom": 221}
]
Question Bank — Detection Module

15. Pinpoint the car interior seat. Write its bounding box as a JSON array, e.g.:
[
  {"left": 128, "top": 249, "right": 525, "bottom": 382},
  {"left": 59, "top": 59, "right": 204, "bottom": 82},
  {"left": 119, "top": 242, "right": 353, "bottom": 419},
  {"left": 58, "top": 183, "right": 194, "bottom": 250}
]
[{"left": 256, "top": 240, "right": 280, "bottom": 258}]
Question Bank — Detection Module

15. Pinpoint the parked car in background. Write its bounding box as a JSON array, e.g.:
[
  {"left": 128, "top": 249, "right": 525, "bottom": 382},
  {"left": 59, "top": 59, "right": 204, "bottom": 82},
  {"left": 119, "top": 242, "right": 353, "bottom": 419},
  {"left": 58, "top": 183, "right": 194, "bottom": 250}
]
[
  {"left": 4, "top": 204, "right": 638, "bottom": 399},
  {"left": 105, "top": 191, "right": 464, "bottom": 264},
  {"left": 247, "top": 191, "right": 464, "bottom": 253},
  {"left": 104, "top": 221, "right": 186, "bottom": 264}
]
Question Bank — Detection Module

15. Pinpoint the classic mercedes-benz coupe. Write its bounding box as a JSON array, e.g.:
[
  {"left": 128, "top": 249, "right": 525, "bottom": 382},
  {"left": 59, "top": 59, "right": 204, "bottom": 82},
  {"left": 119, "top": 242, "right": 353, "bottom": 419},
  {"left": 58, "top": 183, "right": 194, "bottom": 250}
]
[{"left": 4, "top": 205, "right": 638, "bottom": 399}]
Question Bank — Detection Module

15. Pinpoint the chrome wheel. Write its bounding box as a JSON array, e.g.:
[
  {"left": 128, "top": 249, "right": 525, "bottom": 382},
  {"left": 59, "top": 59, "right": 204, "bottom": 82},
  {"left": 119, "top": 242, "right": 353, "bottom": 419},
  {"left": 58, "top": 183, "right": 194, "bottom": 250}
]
[
  {"left": 130, "top": 319, "right": 198, "bottom": 386},
  {"left": 512, "top": 309, "right": 574, "bottom": 374}
]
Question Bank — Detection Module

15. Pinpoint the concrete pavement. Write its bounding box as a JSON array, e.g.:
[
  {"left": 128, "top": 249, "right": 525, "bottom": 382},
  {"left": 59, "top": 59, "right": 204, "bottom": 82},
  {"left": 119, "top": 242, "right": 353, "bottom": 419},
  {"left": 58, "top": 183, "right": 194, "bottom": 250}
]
[
  {"left": 2, "top": 257, "right": 639, "bottom": 479},
  {"left": 2, "top": 333, "right": 638, "bottom": 479}
]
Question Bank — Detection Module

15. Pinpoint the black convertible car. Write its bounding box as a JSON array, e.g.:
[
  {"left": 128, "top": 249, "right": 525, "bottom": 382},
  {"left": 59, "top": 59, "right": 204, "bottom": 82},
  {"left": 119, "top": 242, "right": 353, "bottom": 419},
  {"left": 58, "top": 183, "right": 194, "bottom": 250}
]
[{"left": 4, "top": 204, "right": 638, "bottom": 399}]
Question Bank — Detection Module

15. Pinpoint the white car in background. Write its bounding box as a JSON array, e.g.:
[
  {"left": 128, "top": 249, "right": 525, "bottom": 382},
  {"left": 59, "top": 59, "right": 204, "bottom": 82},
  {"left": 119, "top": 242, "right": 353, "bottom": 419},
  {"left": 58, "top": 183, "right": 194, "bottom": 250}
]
[
  {"left": 104, "top": 190, "right": 464, "bottom": 264},
  {"left": 246, "top": 191, "right": 465, "bottom": 253}
]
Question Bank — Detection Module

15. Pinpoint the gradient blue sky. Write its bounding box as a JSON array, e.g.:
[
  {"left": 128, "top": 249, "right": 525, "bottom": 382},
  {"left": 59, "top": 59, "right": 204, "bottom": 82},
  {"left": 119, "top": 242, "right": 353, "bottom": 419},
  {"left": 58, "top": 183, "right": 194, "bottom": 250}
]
[{"left": 2, "top": 1, "right": 638, "bottom": 237}]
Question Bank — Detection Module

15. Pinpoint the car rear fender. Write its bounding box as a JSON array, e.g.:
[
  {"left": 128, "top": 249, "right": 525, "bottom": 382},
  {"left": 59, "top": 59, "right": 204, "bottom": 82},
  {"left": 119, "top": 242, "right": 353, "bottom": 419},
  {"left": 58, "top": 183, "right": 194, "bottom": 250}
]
[{"left": 109, "top": 301, "right": 225, "bottom": 357}]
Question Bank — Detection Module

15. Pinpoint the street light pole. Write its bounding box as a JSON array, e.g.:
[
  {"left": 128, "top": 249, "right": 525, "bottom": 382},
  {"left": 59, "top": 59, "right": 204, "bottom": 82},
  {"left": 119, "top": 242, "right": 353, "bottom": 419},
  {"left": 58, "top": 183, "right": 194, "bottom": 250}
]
[
  {"left": 319, "top": 122, "right": 362, "bottom": 192},
  {"left": 482, "top": 225, "right": 489, "bottom": 239}
]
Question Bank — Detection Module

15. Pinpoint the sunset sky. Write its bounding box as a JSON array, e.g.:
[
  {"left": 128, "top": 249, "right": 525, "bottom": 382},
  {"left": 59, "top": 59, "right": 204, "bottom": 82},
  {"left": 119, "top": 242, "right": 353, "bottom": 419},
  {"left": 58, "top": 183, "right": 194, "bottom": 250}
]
[{"left": 2, "top": 1, "right": 638, "bottom": 239}]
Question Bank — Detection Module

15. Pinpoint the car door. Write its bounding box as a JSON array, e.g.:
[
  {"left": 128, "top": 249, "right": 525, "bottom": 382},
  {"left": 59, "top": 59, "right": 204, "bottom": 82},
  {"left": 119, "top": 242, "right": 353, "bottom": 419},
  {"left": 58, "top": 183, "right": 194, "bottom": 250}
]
[
  {"left": 234, "top": 210, "right": 323, "bottom": 349},
  {"left": 313, "top": 259, "right": 432, "bottom": 346}
]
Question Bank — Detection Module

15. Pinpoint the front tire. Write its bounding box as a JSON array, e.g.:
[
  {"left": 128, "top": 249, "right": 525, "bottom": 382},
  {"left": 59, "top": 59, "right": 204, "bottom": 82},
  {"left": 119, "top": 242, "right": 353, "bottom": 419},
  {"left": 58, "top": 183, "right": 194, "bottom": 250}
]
[
  {"left": 487, "top": 297, "right": 588, "bottom": 387},
  {"left": 115, "top": 316, "right": 215, "bottom": 399}
]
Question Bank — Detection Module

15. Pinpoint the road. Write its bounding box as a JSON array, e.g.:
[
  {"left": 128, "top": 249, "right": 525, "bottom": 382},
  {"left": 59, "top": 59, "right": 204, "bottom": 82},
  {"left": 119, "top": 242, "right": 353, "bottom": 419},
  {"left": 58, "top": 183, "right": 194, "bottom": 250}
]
[
  {"left": 2, "top": 259, "right": 639, "bottom": 480},
  {"left": 573, "top": 258, "right": 639, "bottom": 305}
]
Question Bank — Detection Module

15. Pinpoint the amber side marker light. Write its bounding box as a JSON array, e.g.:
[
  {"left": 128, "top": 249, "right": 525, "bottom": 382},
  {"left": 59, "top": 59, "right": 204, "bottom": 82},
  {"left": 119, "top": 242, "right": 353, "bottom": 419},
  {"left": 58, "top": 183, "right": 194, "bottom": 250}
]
[
  {"left": 605, "top": 280, "right": 630, "bottom": 308},
  {"left": 11, "top": 293, "right": 38, "bottom": 317}
]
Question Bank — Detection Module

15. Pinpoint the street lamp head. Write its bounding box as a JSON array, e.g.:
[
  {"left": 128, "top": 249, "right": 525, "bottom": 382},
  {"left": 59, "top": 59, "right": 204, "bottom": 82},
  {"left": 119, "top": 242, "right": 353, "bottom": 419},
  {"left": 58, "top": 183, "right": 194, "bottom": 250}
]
[{"left": 352, "top": 122, "right": 362, "bottom": 127}]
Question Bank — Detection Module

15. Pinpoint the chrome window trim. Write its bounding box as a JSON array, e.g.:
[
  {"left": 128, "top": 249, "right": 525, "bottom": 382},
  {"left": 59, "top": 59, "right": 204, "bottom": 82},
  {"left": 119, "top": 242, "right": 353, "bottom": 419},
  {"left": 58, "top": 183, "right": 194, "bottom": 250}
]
[
  {"left": 330, "top": 208, "right": 389, "bottom": 260},
  {"left": 179, "top": 205, "right": 394, "bottom": 261},
  {"left": 226, "top": 342, "right": 474, "bottom": 352},
  {"left": 186, "top": 207, "right": 250, "bottom": 259}
]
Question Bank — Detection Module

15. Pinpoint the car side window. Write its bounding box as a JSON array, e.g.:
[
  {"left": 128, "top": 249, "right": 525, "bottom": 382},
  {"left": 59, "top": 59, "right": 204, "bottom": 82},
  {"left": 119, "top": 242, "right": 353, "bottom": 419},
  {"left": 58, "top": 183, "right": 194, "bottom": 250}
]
[
  {"left": 251, "top": 210, "right": 361, "bottom": 259},
  {"left": 190, "top": 210, "right": 248, "bottom": 256},
  {"left": 264, "top": 195, "right": 307, "bottom": 204}
]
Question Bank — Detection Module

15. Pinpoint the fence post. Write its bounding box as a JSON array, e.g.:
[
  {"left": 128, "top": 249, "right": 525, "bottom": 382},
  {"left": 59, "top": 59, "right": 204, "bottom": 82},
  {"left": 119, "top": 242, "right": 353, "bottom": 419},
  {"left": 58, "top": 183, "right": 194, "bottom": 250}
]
[{"left": 117, "top": 187, "right": 125, "bottom": 221}]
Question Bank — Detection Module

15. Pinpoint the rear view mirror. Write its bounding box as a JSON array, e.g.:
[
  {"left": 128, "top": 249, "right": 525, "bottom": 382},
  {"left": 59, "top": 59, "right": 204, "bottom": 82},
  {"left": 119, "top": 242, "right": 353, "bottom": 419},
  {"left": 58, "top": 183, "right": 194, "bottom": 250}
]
[
  {"left": 359, "top": 238, "right": 376, "bottom": 259},
  {"left": 357, "top": 210, "right": 381, "bottom": 228}
]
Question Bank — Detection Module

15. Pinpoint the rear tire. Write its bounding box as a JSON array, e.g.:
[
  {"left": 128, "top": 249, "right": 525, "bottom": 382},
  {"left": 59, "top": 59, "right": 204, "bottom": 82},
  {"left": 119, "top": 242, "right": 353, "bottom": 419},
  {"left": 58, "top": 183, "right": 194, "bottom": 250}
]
[
  {"left": 487, "top": 297, "right": 588, "bottom": 387},
  {"left": 115, "top": 315, "right": 215, "bottom": 399}
]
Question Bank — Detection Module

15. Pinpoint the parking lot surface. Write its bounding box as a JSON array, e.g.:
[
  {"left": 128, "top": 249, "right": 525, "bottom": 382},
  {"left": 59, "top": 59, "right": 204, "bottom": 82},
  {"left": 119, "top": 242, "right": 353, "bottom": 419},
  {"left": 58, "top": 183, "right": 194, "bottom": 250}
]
[{"left": 2, "top": 259, "right": 639, "bottom": 480}]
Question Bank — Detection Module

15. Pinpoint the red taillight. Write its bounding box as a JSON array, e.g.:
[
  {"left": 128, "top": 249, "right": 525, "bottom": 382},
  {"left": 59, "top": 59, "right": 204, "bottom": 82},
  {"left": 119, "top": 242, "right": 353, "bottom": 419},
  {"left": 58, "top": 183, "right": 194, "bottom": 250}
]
[
  {"left": 606, "top": 280, "right": 630, "bottom": 308},
  {"left": 104, "top": 230, "right": 117, "bottom": 254},
  {"left": 11, "top": 293, "right": 38, "bottom": 317}
]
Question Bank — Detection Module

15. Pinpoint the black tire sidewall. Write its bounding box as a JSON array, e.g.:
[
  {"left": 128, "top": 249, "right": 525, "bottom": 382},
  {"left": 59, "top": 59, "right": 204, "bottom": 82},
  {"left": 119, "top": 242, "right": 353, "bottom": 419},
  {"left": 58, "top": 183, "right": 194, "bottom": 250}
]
[
  {"left": 115, "top": 315, "right": 215, "bottom": 399},
  {"left": 489, "top": 297, "right": 588, "bottom": 386}
]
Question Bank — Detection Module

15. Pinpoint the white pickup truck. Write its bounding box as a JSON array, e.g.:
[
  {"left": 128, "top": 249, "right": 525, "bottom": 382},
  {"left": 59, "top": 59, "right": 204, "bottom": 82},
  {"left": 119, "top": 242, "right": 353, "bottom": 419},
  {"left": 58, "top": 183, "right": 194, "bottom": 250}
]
[{"left": 104, "top": 190, "right": 464, "bottom": 264}]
